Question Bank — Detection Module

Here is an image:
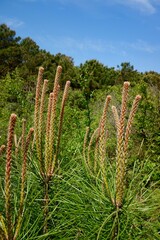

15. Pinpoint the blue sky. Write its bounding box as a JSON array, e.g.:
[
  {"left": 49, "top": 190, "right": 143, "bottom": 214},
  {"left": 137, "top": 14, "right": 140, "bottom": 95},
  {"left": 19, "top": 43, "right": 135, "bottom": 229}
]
[{"left": 0, "top": 0, "right": 160, "bottom": 72}]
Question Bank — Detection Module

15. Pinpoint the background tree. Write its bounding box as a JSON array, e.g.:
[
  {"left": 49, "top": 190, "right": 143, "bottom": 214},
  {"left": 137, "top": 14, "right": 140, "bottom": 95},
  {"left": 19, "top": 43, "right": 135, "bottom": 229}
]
[
  {"left": 20, "top": 37, "right": 40, "bottom": 73},
  {"left": 79, "top": 59, "right": 107, "bottom": 91},
  {"left": 117, "top": 62, "right": 141, "bottom": 84},
  {"left": 0, "top": 24, "right": 22, "bottom": 76}
]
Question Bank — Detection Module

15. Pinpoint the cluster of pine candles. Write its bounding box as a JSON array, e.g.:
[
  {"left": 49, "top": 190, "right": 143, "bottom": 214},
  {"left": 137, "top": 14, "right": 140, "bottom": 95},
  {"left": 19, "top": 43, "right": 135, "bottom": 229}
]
[
  {"left": 83, "top": 81, "right": 141, "bottom": 207},
  {"left": 0, "top": 66, "right": 71, "bottom": 239},
  {"left": 0, "top": 65, "right": 141, "bottom": 239}
]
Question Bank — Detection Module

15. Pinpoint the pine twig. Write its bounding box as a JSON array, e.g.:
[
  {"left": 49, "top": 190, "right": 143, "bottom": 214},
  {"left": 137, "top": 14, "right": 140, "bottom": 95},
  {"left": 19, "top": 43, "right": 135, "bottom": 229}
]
[{"left": 5, "top": 113, "right": 17, "bottom": 240}]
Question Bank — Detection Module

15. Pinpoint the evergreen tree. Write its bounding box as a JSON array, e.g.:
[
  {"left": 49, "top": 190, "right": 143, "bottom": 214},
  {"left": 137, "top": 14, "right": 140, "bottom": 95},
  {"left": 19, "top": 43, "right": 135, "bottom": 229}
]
[
  {"left": 0, "top": 24, "right": 22, "bottom": 76},
  {"left": 117, "top": 62, "right": 141, "bottom": 84},
  {"left": 79, "top": 59, "right": 107, "bottom": 91}
]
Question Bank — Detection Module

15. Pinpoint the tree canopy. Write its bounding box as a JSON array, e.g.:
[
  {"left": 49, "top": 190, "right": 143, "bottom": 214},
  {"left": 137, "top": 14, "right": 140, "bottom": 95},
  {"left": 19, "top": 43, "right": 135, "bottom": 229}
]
[{"left": 0, "top": 24, "right": 22, "bottom": 76}]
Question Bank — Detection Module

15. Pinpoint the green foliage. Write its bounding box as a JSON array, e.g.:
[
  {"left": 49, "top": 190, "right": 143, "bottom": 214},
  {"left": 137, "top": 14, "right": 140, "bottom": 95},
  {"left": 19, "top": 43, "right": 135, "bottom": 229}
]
[
  {"left": 79, "top": 59, "right": 106, "bottom": 90},
  {"left": 0, "top": 23, "right": 160, "bottom": 240},
  {"left": 117, "top": 62, "right": 141, "bottom": 84},
  {"left": 0, "top": 82, "right": 159, "bottom": 239},
  {"left": 0, "top": 24, "right": 22, "bottom": 76},
  {"left": 0, "top": 68, "right": 34, "bottom": 145}
]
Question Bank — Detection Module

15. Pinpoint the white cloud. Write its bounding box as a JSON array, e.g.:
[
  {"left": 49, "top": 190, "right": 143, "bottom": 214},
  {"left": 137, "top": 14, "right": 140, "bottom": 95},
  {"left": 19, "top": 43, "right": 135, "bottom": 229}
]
[
  {"left": 37, "top": 35, "right": 128, "bottom": 57},
  {"left": 41, "top": 35, "right": 116, "bottom": 53},
  {"left": 102, "top": 0, "right": 156, "bottom": 14},
  {"left": 128, "top": 0, "right": 156, "bottom": 14},
  {"left": 19, "top": 0, "right": 158, "bottom": 14},
  {"left": 0, "top": 17, "right": 24, "bottom": 28},
  {"left": 58, "top": 0, "right": 157, "bottom": 14},
  {"left": 123, "top": 39, "right": 158, "bottom": 53}
]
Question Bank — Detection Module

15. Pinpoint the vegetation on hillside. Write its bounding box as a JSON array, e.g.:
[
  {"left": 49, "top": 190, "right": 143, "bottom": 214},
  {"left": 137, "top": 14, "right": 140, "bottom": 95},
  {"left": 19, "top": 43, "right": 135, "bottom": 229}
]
[{"left": 0, "top": 24, "right": 160, "bottom": 239}]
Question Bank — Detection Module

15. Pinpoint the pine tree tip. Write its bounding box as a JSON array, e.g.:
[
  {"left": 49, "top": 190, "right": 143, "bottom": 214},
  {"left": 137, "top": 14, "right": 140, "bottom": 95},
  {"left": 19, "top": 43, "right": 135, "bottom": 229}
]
[
  {"left": 124, "top": 81, "right": 130, "bottom": 87},
  {"left": 66, "top": 80, "right": 71, "bottom": 86},
  {"left": 0, "top": 144, "right": 5, "bottom": 151},
  {"left": 107, "top": 95, "right": 112, "bottom": 100},
  {"left": 39, "top": 66, "right": 44, "bottom": 72},
  {"left": 57, "top": 65, "right": 62, "bottom": 71},
  {"left": 136, "top": 95, "right": 141, "bottom": 100},
  {"left": 30, "top": 128, "right": 34, "bottom": 133},
  {"left": 11, "top": 113, "right": 17, "bottom": 120}
]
